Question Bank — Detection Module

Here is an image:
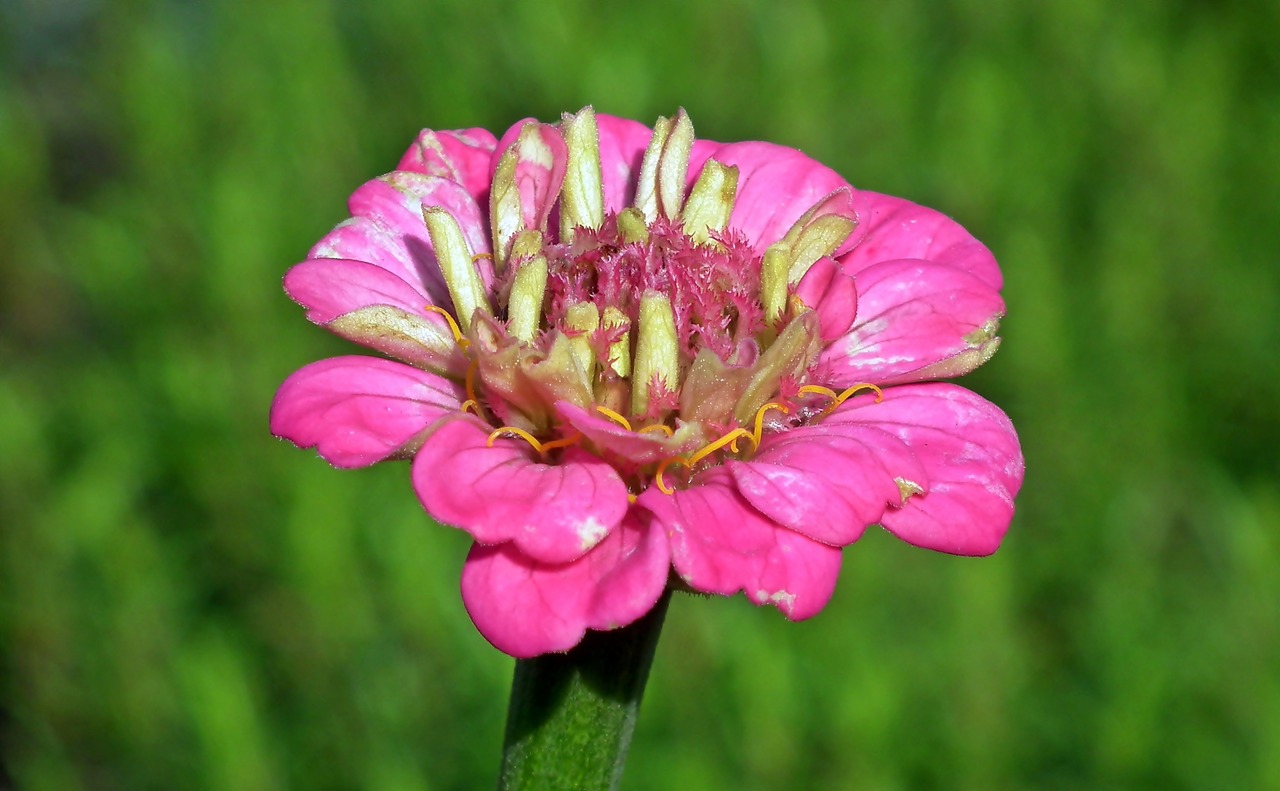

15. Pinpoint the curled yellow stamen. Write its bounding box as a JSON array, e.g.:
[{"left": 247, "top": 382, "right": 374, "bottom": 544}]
[
  {"left": 655, "top": 457, "right": 691, "bottom": 495},
  {"left": 654, "top": 422, "right": 771, "bottom": 495},
  {"left": 464, "top": 359, "right": 480, "bottom": 404},
  {"left": 797, "top": 382, "right": 883, "bottom": 417},
  {"left": 487, "top": 426, "right": 543, "bottom": 451},
  {"left": 424, "top": 305, "right": 469, "bottom": 349},
  {"left": 835, "top": 383, "right": 884, "bottom": 404},
  {"left": 688, "top": 428, "right": 753, "bottom": 467},
  {"left": 797, "top": 384, "right": 839, "bottom": 401},
  {"left": 460, "top": 399, "right": 480, "bottom": 415},
  {"left": 472, "top": 252, "right": 494, "bottom": 263},
  {"left": 595, "top": 406, "right": 632, "bottom": 432},
  {"left": 539, "top": 434, "right": 583, "bottom": 453},
  {"left": 750, "top": 402, "right": 790, "bottom": 449},
  {"left": 638, "top": 424, "right": 674, "bottom": 437},
  {"left": 485, "top": 427, "right": 582, "bottom": 455}
]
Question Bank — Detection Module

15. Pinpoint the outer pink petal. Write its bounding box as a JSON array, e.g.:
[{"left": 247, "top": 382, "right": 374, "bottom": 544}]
[
  {"left": 311, "top": 174, "right": 493, "bottom": 307},
  {"left": 795, "top": 256, "right": 859, "bottom": 341},
  {"left": 826, "top": 383, "right": 1024, "bottom": 555},
  {"left": 822, "top": 259, "right": 1005, "bottom": 386},
  {"left": 396, "top": 127, "right": 499, "bottom": 204},
  {"left": 412, "top": 418, "right": 629, "bottom": 564},
  {"left": 690, "top": 141, "right": 852, "bottom": 249},
  {"left": 492, "top": 120, "right": 568, "bottom": 232},
  {"left": 282, "top": 259, "right": 466, "bottom": 374},
  {"left": 595, "top": 114, "right": 658, "bottom": 213},
  {"left": 284, "top": 259, "right": 440, "bottom": 322},
  {"left": 727, "top": 421, "right": 925, "bottom": 546},
  {"left": 460, "top": 508, "right": 671, "bottom": 658},
  {"left": 270, "top": 356, "right": 465, "bottom": 468},
  {"left": 839, "top": 191, "right": 1002, "bottom": 288},
  {"left": 641, "top": 473, "right": 843, "bottom": 620}
]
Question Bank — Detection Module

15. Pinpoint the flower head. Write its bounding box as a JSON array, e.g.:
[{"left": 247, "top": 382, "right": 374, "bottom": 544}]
[{"left": 271, "top": 108, "right": 1024, "bottom": 657}]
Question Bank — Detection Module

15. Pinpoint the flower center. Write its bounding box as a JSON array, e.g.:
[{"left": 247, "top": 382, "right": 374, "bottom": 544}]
[{"left": 420, "top": 107, "right": 872, "bottom": 495}]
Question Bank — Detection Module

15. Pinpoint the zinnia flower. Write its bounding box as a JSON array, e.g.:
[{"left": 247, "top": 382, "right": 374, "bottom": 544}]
[{"left": 270, "top": 108, "right": 1024, "bottom": 658}]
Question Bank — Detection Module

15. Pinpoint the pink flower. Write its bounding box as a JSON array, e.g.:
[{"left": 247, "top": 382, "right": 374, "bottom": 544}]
[{"left": 271, "top": 109, "right": 1024, "bottom": 658}]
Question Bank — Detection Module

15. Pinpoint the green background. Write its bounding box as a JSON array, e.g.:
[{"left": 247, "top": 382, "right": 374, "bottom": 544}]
[{"left": 3, "top": 0, "right": 1278, "bottom": 788}]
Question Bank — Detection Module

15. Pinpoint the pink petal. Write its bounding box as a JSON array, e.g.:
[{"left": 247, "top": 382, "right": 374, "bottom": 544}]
[
  {"left": 839, "top": 191, "right": 1002, "bottom": 288},
  {"left": 794, "top": 256, "right": 859, "bottom": 341},
  {"left": 826, "top": 383, "right": 1024, "bottom": 555},
  {"left": 690, "top": 141, "right": 853, "bottom": 249},
  {"left": 460, "top": 507, "right": 671, "bottom": 658},
  {"left": 270, "top": 356, "right": 465, "bottom": 468},
  {"left": 555, "top": 402, "right": 702, "bottom": 468},
  {"left": 595, "top": 114, "right": 658, "bottom": 213},
  {"left": 727, "top": 421, "right": 925, "bottom": 546},
  {"left": 284, "top": 259, "right": 438, "bottom": 322},
  {"left": 822, "top": 259, "right": 1005, "bottom": 386},
  {"left": 492, "top": 119, "right": 569, "bottom": 232},
  {"left": 283, "top": 260, "right": 467, "bottom": 374},
  {"left": 396, "top": 127, "right": 499, "bottom": 204},
  {"left": 311, "top": 174, "right": 492, "bottom": 306},
  {"left": 641, "top": 473, "right": 843, "bottom": 620},
  {"left": 412, "top": 418, "right": 630, "bottom": 564}
]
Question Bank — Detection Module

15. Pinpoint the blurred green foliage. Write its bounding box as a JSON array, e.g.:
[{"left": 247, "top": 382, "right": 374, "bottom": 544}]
[{"left": 2, "top": 0, "right": 1278, "bottom": 788}]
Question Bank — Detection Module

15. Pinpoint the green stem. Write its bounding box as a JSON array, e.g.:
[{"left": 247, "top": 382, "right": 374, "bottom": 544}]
[{"left": 497, "top": 589, "right": 673, "bottom": 791}]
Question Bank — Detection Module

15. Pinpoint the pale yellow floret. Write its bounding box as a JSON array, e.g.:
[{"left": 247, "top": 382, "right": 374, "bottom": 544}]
[
  {"left": 633, "top": 115, "right": 673, "bottom": 223},
  {"left": 630, "top": 292, "right": 680, "bottom": 416},
  {"left": 564, "top": 302, "right": 601, "bottom": 381},
  {"left": 559, "top": 107, "right": 605, "bottom": 241},
  {"left": 423, "top": 208, "right": 492, "bottom": 331},
  {"left": 681, "top": 160, "right": 739, "bottom": 244},
  {"left": 507, "top": 253, "right": 549, "bottom": 343},
  {"left": 759, "top": 245, "right": 790, "bottom": 327},
  {"left": 600, "top": 306, "right": 632, "bottom": 377}
]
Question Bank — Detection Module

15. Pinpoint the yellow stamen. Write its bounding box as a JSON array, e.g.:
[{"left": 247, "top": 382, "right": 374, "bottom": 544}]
[
  {"left": 654, "top": 457, "right": 691, "bottom": 495},
  {"left": 595, "top": 405, "right": 632, "bottom": 432},
  {"left": 424, "top": 305, "right": 469, "bottom": 350},
  {"left": 750, "top": 402, "right": 790, "bottom": 449},
  {"left": 652, "top": 415, "right": 787, "bottom": 496},
  {"left": 485, "top": 427, "right": 581, "bottom": 455},
  {"left": 627, "top": 493, "right": 638, "bottom": 504},
  {"left": 688, "top": 428, "right": 753, "bottom": 466},
  {"left": 639, "top": 424, "right": 674, "bottom": 436},
  {"left": 487, "top": 426, "right": 543, "bottom": 452},
  {"left": 797, "top": 382, "right": 884, "bottom": 417},
  {"left": 834, "top": 383, "right": 884, "bottom": 405},
  {"left": 797, "top": 384, "right": 839, "bottom": 401},
  {"left": 460, "top": 399, "right": 480, "bottom": 415},
  {"left": 472, "top": 252, "right": 494, "bottom": 263},
  {"left": 464, "top": 359, "right": 480, "bottom": 404},
  {"left": 539, "top": 434, "right": 583, "bottom": 453}
]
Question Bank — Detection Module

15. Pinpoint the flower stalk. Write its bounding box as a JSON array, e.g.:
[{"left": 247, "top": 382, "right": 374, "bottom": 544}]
[{"left": 498, "top": 589, "right": 673, "bottom": 791}]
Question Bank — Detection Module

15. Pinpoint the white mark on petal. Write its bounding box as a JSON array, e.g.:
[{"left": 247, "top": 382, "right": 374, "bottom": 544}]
[
  {"left": 756, "top": 589, "right": 796, "bottom": 613},
  {"left": 577, "top": 517, "right": 608, "bottom": 550},
  {"left": 895, "top": 477, "right": 925, "bottom": 504},
  {"left": 519, "top": 132, "right": 555, "bottom": 168}
]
